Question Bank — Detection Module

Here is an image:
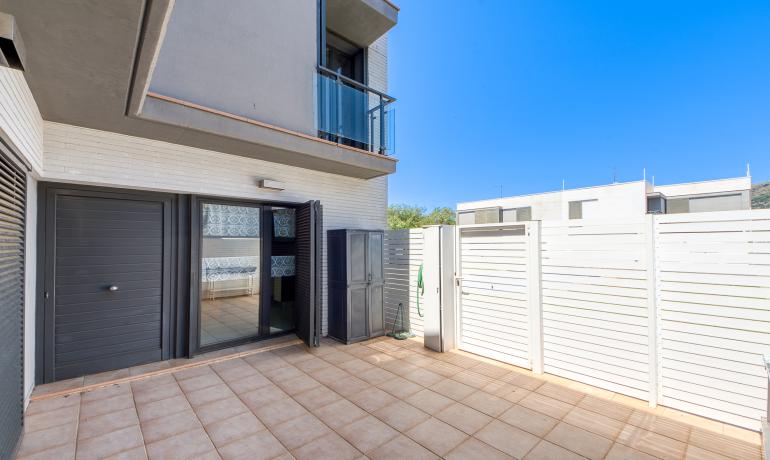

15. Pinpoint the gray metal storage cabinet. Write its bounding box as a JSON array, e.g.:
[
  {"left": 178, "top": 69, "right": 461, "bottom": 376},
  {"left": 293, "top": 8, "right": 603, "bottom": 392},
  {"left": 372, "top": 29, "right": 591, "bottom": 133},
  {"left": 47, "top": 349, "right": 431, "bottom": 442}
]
[{"left": 327, "top": 229, "right": 385, "bottom": 344}]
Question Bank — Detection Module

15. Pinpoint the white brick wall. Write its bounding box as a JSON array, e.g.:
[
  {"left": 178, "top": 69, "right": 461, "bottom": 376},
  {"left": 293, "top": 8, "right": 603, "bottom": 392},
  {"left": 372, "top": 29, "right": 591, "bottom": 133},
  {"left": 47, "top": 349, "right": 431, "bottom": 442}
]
[
  {"left": 43, "top": 122, "right": 388, "bottom": 335},
  {"left": 0, "top": 67, "right": 43, "bottom": 174}
]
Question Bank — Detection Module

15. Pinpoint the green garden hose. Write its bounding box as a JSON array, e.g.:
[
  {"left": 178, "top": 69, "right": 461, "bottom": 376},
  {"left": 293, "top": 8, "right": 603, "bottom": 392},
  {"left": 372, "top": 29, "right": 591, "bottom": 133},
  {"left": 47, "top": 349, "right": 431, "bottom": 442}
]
[{"left": 416, "top": 263, "right": 425, "bottom": 317}]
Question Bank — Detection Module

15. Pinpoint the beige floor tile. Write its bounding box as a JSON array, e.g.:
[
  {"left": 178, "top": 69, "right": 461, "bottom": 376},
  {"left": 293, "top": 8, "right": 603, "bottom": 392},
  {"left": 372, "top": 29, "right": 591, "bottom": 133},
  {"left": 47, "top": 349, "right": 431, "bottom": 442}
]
[
  {"left": 217, "top": 430, "right": 288, "bottom": 460},
  {"left": 81, "top": 393, "right": 135, "bottom": 420},
  {"left": 544, "top": 421, "right": 613, "bottom": 459},
  {"left": 82, "top": 369, "right": 131, "bottom": 386},
  {"left": 564, "top": 405, "right": 625, "bottom": 439},
  {"left": 193, "top": 397, "right": 249, "bottom": 425},
  {"left": 405, "top": 389, "right": 454, "bottom": 415},
  {"left": 471, "top": 362, "right": 512, "bottom": 379},
  {"left": 132, "top": 382, "right": 183, "bottom": 406},
  {"left": 524, "top": 440, "right": 584, "bottom": 460},
  {"left": 688, "top": 427, "right": 762, "bottom": 460},
  {"left": 326, "top": 375, "right": 370, "bottom": 397},
  {"left": 294, "top": 357, "right": 332, "bottom": 373},
  {"left": 403, "top": 368, "right": 444, "bottom": 387},
  {"left": 450, "top": 371, "right": 494, "bottom": 390},
  {"left": 26, "top": 394, "right": 80, "bottom": 416},
  {"left": 136, "top": 395, "right": 192, "bottom": 423},
  {"left": 132, "top": 374, "right": 177, "bottom": 392},
  {"left": 309, "top": 365, "right": 349, "bottom": 385},
  {"left": 78, "top": 407, "right": 139, "bottom": 440},
  {"left": 185, "top": 382, "right": 235, "bottom": 407},
  {"left": 138, "top": 409, "right": 202, "bottom": 444},
  {"left": 519, "top": 392, "right": 574, "bottom": 419},
  {"left": 293, "top": 385, "right": 342, "bottom": 410},
  {"left": 206, "top": 411, "right": 265, "bottom": 446},
  {"left": 368, "top": 434, "right": 439, "bottom": 460},
  {"left": 291, "top": 431, "right": 362, "bottom": 460},
  {"left": 32, "top": 377, "right": 84, "bottom": 397},
  {"left": 275, "top": 373, "right": 320, "bottom": 396},
  {"left": 172, "top": 365, "right": 216, "bottom": 381},
  {"left": 313, "top": 398, "right": 368, "bottom": 430},
  {"left": 348, "top": 387, "right": 397, "bottom": 412},
  {"left": 104, "top": 446, "right": 149, "bottom": 460},
  {"left": 685, "top": 445, "right": 734, "bottom": 460},
  {"left": 253, "top": 396, "right": 308, "bottom": 427},
  {"left": 721, "top": 424, "right": 762, "bottom": 445},
  {"left": 25, "top": 404, "right": 79, "bottom": 433},
  {"left": 272, "top": 413, "right": 332, "bottom": 450},
  {"left": 627, "top": 410, "right": 691, "bottom": 442},
  {"left": 535, "top": 382, "right": 586, "bottom": 405},
  {"left": 431, "top": 379, "right": 477, "bottom": 401},
  {"left": 406, "top": 417, "right": 469, "bottom": 457},
  {"left": 224, "top": 372, "right": 272, "bottom": 394},
  {"left": 616, "top": 424, "right": 687, "bottom": 460},
  {"left": 215, "top": 363, "right": 259, "bottom": 383},
  {"left": 605, "top": 442, "right": 658, "bottom": 460},
  {"left": 129, "top": 361, "right": 172, "bottom": 377},
  {"left": 373, "top": 400, "right": 430, "bottom": 432},
  {"left": 17, "top": 423, "right": 78, "bottom": 457},
  {"left": 501, "top": 372, "right": 544, "bottom": 391},
  {"left": 434, "top": 402, "right": 493, "bottom": 435},
  {"left": 424, "top": 361, "right": 464, "bottom": 378},
  {"left": 76, "top": 424, "right": 145, "bottom": 460},
  {"left": 145, "top": 427, "right": 217, "bottom": 460},
  {"left": 178, "top": 373, "right": 224, "bottom": 393},
  {"left": 263, "top": 364, "right": 305, "bottom": 383},
  {"left": 377, "top": 376, "right": 423, "bottom": 399},
  {"left": 243, "top": 352, "right": 290, "bottom": 373},
  {"left": 238, "top": 384, "right": 287, "bottom": 410},
  {"left": 338, "top": 415, "right": 400, "bottom": 453},
  {"left": 475, "top": 419, "right": 540, "bottom": 459},
  {"left": 444, "top": 437, "right": 512, "bottom": 460},
  {"left": 578, "top": 394, "right": 633, "bottom": 422},
  {"left": 338, "top": 358, "right": 376, "bottom": 374},
  {"left": 81, "top": 383, "right": 133, "bottom": 403},
  {"left": 358, "top": 367, "right": 397, "bottom": 385},
  {"left": 498, "top": 404, "right": 558, "bottom": 437},
  {"left": 16, "top": 442, "right": 76, "bottom": 460},
  {"left": 461, "top": 390, "right": 514, "bottom": 417}
]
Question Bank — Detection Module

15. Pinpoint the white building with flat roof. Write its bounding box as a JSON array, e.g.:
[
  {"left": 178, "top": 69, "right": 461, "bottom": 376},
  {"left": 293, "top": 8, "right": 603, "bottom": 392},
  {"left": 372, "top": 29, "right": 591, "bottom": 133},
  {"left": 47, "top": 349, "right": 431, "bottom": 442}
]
[{"left": 457, "top": 176, "right": 752, "bottom": 224}]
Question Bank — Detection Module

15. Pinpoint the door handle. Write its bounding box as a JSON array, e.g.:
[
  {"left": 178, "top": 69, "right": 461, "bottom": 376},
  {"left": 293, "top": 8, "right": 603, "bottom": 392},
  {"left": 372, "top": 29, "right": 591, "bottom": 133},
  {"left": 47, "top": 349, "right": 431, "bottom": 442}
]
[{"left": 108, "top": 285, "right": 119, "bottom": 292}]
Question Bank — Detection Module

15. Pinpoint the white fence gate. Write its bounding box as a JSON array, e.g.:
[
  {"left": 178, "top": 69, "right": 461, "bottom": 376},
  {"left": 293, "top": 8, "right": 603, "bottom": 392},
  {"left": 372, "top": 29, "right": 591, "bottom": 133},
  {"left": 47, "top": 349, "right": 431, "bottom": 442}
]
[
  {"left": 456, "top": 224, "right": 533, "bottom": 369},
  {"left": 383, "top": 229, "right": 425, "bottom": 336},
  {"left": 540, "top": 219, "right": 652, "bottom": 401}
]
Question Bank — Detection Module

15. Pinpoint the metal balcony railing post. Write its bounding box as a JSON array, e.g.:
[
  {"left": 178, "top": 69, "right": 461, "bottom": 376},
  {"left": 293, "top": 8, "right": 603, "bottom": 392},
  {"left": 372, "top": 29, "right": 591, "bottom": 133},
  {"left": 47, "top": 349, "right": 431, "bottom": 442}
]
[
  {"left": 378, "top": 95, "right": 385, "bottom": 154},
  {"left": 335, "top": 72, "right": 342, "bottom": 144}
]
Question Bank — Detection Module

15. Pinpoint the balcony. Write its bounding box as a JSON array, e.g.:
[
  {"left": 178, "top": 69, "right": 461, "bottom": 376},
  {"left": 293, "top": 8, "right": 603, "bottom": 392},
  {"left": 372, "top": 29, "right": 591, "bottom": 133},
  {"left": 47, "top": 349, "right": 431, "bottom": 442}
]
[{"left": 317, "top": 66, "right": 395, "bottom": 156}]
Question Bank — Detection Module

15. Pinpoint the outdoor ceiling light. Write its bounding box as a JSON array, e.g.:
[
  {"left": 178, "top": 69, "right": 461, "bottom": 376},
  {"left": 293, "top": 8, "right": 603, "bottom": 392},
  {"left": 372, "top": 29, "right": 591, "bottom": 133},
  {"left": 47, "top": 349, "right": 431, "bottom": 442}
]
[{"left": 258, "top": 179, "right": 285, "bottom": 191}]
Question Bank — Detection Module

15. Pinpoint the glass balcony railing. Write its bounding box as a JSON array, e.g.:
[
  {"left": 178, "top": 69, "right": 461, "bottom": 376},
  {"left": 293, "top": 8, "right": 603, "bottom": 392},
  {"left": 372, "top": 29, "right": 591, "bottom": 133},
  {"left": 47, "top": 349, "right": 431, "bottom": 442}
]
[{"left": 317, "top": 67, "right": 395, "bottom": 155}]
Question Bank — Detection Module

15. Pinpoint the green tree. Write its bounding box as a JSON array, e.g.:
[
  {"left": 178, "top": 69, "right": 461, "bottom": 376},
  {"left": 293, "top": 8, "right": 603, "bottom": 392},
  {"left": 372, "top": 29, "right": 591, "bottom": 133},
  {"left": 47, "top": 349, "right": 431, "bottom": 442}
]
[
  {"left": 423, "top": 207, "right": 456, "bottom": 226},
  {"left": 752, "top": 182, "right": 770, "bottom": 209},
  {"left": 387, "top": 204, "right": 456, "bottom": 229}
]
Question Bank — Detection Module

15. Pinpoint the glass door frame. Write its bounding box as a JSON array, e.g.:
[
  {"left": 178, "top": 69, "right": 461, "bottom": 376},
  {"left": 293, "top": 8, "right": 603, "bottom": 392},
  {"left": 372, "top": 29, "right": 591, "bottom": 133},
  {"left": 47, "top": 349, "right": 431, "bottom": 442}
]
[{"left": 189, "top": 195, "right": 302, "bottom": 356}]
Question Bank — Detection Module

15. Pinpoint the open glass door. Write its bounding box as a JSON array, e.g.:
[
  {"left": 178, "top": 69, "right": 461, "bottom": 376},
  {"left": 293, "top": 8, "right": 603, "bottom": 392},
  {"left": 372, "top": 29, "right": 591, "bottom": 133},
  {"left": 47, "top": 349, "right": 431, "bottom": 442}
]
[{"left": 199, "top": 202, "right": 262, "bottom": 347}]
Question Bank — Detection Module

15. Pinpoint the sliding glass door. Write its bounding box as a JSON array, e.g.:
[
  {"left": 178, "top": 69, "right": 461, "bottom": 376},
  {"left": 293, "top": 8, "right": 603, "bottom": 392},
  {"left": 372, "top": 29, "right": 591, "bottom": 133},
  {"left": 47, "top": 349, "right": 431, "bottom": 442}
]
[
  {"left": 196, "top": 200, "right": 301, "bottom": 351},
  {"left": 199, "top": 202, "right": 263, "bottom": 347}
]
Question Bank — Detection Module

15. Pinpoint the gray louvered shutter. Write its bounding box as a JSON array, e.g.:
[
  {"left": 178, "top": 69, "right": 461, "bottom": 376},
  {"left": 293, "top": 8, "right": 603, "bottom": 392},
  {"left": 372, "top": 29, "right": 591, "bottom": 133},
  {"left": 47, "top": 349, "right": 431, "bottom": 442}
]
[{"left": 0, "top": 148, "right": 25, "bottom": 459}]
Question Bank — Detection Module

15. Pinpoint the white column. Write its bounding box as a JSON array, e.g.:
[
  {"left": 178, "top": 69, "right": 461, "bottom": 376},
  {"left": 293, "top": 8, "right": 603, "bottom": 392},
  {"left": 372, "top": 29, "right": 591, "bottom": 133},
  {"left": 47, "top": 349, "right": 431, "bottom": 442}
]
[
  {"left": 645, "top": 214, "right": 659, "bottom": 407},
  {"left": 528, "top": 221, "right": 544, "bottom": 374}
]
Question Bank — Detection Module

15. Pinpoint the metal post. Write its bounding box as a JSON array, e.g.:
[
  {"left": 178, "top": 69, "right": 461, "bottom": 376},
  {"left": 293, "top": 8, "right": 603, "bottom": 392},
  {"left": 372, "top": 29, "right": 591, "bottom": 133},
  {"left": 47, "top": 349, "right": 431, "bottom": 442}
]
[
  {"left": 528, "top": 221, "right": 544, "bottom": 374},
  {"left": 335, "top": 72, "right": 342, "bottom": 144},
  {"left": 378, "top": 94, "right": 385, "bottom": 154}
]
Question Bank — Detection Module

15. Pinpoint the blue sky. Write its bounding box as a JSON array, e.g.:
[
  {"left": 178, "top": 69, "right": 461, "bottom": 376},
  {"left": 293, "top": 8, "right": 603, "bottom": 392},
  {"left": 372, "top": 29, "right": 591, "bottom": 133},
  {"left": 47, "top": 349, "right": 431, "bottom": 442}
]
[{"left": 387, "top": 0, "right": 770, "bottom": 209}]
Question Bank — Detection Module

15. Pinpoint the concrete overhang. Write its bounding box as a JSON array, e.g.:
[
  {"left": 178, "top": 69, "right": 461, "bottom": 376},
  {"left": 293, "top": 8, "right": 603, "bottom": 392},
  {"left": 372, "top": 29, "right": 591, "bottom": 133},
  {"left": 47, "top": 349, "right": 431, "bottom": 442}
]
[
  {"left": 0, "top": 11, "right": 25, "bottom": 70},
  {"left": 326, "top": 0, "right": 398, "bottom": 46},
  {"left": 0, "top": 0, "right": 396, "bottom": 179}
]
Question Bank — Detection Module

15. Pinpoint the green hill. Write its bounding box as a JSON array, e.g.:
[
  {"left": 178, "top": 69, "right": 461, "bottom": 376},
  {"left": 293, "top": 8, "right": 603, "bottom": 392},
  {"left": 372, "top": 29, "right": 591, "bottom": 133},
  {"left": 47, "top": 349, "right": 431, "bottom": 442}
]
[{"left": 753, "top": 182, "right": 770, "bottom": 209}]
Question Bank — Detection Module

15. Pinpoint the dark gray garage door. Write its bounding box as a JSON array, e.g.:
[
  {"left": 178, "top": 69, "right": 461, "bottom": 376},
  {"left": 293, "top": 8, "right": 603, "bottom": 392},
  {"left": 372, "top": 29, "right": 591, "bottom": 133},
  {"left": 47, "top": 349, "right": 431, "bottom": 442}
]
[
  {"left": 0, "top": 149, "right": 25, "bottom": 460},
  {"left": 46, "top": 190, "right": 171, "bottom": 381}
]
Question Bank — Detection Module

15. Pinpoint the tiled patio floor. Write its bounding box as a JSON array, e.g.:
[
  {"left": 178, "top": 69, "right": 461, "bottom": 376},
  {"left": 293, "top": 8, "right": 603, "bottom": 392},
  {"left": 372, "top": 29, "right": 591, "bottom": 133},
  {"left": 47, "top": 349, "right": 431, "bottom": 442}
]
[{"left": 18, "top": 336, "right": 763, "bottom": 460}]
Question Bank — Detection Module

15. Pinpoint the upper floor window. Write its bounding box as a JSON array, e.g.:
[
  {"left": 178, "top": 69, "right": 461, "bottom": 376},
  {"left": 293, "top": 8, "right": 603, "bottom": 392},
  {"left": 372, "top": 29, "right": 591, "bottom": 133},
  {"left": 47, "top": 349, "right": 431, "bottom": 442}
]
[{"left": 568, "top": 199, "right": 598, "bottom": 219}]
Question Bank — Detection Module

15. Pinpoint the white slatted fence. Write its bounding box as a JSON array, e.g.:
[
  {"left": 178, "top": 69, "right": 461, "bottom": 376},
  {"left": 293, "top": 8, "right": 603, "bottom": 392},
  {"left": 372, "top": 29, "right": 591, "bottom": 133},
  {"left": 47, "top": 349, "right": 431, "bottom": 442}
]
[{"left": 655, "top": 210, "right": 770, "bottom": 429}]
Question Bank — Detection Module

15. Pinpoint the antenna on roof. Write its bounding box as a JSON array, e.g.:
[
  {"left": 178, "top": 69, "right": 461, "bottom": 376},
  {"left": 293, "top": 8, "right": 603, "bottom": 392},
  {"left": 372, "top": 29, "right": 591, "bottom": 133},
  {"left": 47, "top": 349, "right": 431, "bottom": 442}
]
[
  {"left": 562, "top": 179, "right": 565, "bottom": 191},
  {"left": 746, "top": 162, "right": 751, "bottom": 177},
  {"left": 613, "top": 167, "right": 617, "bottom": 184},
  {"left": 499, "top": 185, "right": 503, "bottom": 198},
  {"left": 643, "top": 168, "right": 646, "bottom": 182},
  {"left": 652, "top": 175, "right": 655, "bottom": 187}
]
